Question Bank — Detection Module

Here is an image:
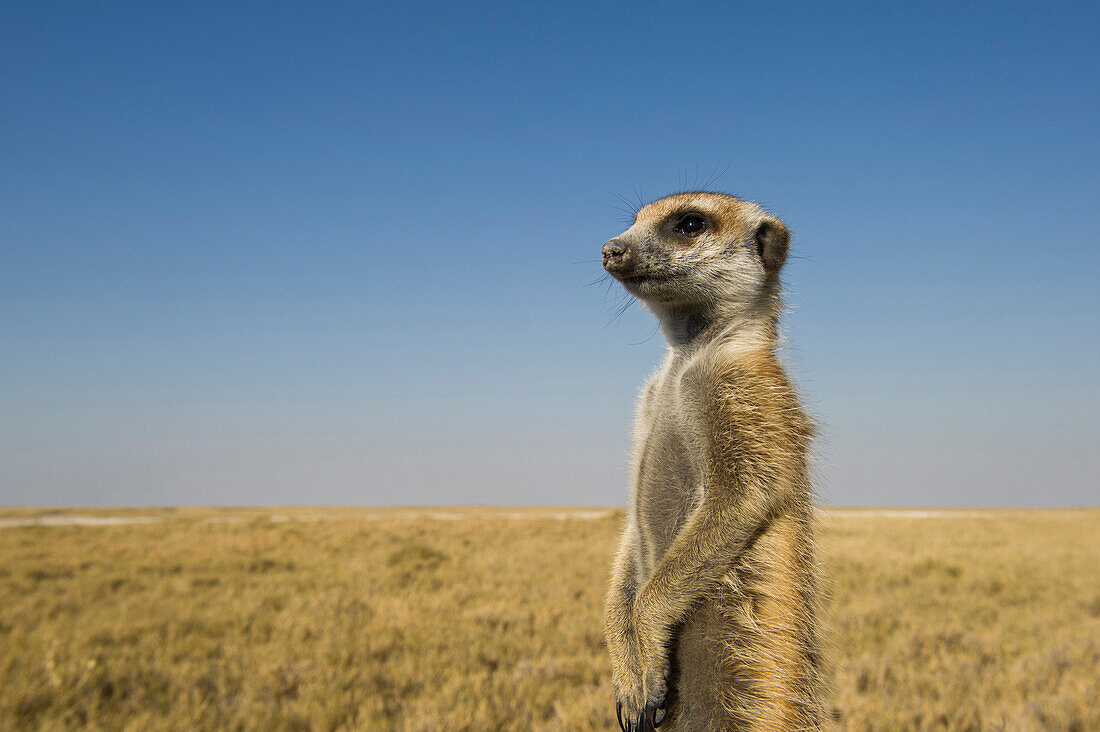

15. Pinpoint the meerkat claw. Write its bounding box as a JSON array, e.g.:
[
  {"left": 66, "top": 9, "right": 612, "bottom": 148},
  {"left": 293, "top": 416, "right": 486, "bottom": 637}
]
[{"left": 616, "top": 701, "right": 626, "bottom": 732}]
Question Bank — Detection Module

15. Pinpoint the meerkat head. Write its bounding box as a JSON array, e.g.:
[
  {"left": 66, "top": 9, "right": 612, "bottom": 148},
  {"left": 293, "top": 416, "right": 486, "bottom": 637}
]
[{"left": 602, "top": 191, "right": 789, "bottom": 342}]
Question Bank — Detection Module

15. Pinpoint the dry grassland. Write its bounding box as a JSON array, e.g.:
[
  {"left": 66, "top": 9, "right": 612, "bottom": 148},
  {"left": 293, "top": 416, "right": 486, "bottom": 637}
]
[{"left": 1, "top": 507, "right": 1098, "bottom": 731}]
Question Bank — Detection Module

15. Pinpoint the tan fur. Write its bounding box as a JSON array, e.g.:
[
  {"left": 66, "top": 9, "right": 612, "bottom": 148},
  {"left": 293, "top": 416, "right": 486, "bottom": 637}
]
[{"left": 602, "top": 192, "right": 827, "bottom": 731}]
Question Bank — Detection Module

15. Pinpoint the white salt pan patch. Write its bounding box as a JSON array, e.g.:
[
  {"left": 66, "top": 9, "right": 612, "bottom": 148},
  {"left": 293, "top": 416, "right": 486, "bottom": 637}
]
[
  {"left": 0, "top": 515, "right": 162, "bottom": 528},
  {"left": 0, "top": 509, "right": 615, "bottom": 528},
  {"left": 821, "top": 509, "right": 995, "bottom": 519}
]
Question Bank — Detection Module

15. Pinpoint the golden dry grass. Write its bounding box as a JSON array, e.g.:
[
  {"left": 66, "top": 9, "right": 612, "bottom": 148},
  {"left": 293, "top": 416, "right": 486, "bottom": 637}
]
[{"left": 1, "top": 507, "right": 1098, "bottom": 731}]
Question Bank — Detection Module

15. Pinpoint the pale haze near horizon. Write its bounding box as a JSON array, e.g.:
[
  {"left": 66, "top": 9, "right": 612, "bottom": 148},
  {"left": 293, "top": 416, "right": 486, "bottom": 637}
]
[{"left": 2, "top": 2, "right": 1098, "bottom": 507}]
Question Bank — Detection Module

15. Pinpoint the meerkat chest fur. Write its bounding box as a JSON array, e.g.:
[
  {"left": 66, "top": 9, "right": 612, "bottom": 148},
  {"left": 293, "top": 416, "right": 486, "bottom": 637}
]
[{"left": 630, "top": 349, "right": 711, "bottom": 577}]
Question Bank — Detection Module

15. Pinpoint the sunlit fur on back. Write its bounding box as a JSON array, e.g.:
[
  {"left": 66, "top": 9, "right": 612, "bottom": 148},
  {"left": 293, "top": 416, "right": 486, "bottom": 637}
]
[{"left": 602, "top": 192, "right": 826, "bottom": 731}]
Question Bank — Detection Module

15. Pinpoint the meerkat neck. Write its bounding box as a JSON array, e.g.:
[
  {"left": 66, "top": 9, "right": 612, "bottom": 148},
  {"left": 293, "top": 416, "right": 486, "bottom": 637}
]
[
  {"left": 651, "top": 298, "right": 779, "bottom": 352},
  {"left": 653, "top": 305, "right": 713, "bottom": 347}
]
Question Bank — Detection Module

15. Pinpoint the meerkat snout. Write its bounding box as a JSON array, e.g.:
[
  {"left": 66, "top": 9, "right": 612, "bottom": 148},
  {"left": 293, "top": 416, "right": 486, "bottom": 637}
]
[{"left": 602, "top": 238, "right": 634, "bottom": 275}]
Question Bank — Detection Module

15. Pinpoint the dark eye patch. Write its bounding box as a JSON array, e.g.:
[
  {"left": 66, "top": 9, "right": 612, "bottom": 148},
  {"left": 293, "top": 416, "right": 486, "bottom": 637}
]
[{"left": 672, "top": 212, "right": 708, "bottom": 236}]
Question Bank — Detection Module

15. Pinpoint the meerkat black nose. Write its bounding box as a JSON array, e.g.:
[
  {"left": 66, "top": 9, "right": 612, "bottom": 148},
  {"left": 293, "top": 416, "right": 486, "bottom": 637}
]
[{"left": 602, "top": 238, "right": 634, "bottom": 273}]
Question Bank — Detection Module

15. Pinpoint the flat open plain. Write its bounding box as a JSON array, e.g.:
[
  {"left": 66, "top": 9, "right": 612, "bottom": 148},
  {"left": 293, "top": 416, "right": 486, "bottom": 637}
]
[{"left": 1, "top": 507, "right": 1097, "bottom": 730}]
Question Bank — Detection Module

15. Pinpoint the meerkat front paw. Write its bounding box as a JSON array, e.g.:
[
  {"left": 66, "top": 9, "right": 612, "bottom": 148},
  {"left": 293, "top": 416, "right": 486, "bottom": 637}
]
[{"left": 613, "top": 655, "right": 669, "bottom": 731}]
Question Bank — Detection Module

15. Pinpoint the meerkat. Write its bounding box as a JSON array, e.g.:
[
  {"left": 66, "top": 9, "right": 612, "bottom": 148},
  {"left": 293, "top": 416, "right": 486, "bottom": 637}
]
[{"left": 601, "top": 191, "right": 826, "bottom": 732}]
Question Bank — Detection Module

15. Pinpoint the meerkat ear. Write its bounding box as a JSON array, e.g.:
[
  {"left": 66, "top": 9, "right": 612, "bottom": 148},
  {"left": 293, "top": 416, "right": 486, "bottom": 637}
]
[{"left": 754, "top": 218, "right": 789, "bottom": 276}]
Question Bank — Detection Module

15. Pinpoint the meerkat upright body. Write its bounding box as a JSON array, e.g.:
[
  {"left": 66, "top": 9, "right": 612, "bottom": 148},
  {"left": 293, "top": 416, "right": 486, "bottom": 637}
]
[{"left": 602, "top": 192, "right": 826, "bottom": 731}]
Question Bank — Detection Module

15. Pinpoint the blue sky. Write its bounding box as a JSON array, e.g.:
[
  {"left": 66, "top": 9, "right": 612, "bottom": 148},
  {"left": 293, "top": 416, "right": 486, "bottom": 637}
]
[{"left": 2, "top": 1, "right": 1097, "bottom": 506}]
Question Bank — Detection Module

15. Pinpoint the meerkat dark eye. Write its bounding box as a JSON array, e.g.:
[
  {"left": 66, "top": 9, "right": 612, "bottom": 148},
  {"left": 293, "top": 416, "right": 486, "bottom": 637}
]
[{"left": 673, "top": 213, "right": 708, "bottom": 236}]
